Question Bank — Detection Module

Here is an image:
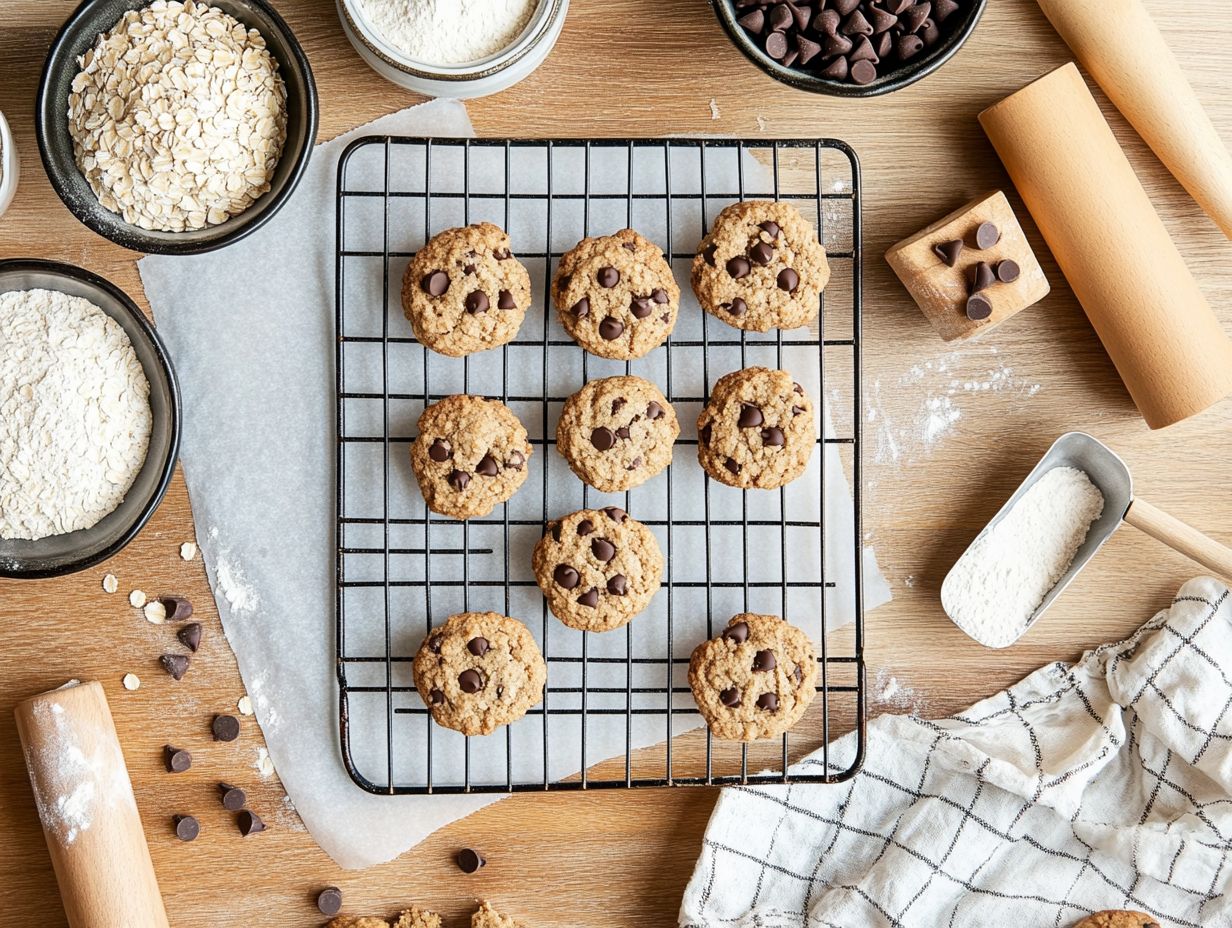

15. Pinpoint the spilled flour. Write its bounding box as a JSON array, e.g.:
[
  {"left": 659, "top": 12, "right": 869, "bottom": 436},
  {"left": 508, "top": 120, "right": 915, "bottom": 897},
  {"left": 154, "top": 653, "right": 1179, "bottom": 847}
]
[{"left": 873, "top": 667, "right": 927, "bottom": 714}]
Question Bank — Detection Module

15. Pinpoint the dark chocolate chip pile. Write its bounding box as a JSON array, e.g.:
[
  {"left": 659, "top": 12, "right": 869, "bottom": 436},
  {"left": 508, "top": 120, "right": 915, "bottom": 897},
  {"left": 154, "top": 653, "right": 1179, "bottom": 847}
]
[{"left": 733, "top": 0, "right": 966, "bottom": 86}]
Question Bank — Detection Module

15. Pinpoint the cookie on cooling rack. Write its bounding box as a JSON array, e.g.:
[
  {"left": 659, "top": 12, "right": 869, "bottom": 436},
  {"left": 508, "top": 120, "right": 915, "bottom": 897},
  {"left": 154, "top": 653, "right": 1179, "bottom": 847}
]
[
  {"left": 413, "top": 612, "right": 547, "bottom": 737},
  {"left": 410, "top": 395, "right": 532, "bottom": 520},
  {"left": 692, "top": 200, "right": 830, "bottom": 333},
  {"left": 689, "top": 613, "right": 818, "bottom": 742},
  {"left": 555, "top": 375, "right": 679, "bottom": 493},
  {"left": 551, "top": 228, "right": 680, "bottom": 360},
  {"left": 533, "top": 507, "right": 664, "bottom": 633},
  {"left": 696, "top": 367, "right": 816, "bottom": 490},
  {"left": 402, "top": 223, "right": 532, "bottom": 357}
]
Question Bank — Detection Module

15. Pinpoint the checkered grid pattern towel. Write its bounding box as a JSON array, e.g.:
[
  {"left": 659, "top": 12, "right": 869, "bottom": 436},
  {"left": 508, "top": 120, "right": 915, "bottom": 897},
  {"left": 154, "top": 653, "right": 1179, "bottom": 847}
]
[{"left": 679, "top": 577, "right": 1232, "bottom": 928}]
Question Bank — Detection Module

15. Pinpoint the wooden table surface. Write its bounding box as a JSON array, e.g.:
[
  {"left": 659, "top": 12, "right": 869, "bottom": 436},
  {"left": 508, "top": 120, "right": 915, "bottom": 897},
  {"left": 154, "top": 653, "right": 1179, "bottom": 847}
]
[{"left": 2, "top": 1, "right": 1231, "bottom": 925}]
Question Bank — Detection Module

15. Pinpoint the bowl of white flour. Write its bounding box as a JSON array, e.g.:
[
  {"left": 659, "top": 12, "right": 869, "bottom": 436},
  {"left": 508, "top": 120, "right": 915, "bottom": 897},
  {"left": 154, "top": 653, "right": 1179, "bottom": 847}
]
[
  {"left": 0, "top": 260, "right": 180, "bottom": 579},
  {"left": 338, "top": 0, "right": 568, "bottom": 98}
]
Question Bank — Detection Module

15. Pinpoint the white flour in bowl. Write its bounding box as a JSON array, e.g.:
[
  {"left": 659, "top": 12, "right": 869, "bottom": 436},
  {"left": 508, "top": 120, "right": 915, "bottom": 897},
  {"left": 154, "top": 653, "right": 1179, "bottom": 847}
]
[
  {"left": 942, "top": 466, "right": 1104, "bottom": 648},
  {"left": 356, "top": 0, "right": 538, "bottom": 65}
]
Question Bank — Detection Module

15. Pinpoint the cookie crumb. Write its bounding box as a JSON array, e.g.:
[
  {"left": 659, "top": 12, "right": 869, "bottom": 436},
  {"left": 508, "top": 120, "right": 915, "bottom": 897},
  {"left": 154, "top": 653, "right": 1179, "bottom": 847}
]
[
  {"left": 180, "top": 541, "right": 197, "bottom": 561},
  {"left": 122, "top": 672, "right": 141, "bottom": 691},
  {"left": 237, "top": 695, "right": 254, "bottom": 716},
  {"left": 128, "top": 589, "right": 147, "bottom": 608},
  {"left": 102, "top": 573, "right": 119, "bottom": 594},
  {"left": 144, "top": 600, "right": 167, "bottom": 624}
]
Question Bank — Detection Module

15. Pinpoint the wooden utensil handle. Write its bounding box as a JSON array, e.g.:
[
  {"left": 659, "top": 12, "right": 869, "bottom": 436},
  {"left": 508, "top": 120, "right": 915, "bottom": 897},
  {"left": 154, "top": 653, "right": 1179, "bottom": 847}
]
[{"left": 1125, "top": 498, "right": 1232, "bottom": 582}]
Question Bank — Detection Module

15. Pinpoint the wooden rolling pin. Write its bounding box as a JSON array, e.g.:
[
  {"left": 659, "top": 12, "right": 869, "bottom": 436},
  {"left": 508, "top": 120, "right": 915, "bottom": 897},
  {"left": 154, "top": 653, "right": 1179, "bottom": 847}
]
[
  {"left": 1035, "top": 0, "right": 1232, "bottom": 240},
  {"left": 14, "top": 681, "right": 170, "bottom": 928},
  {"left": 980, "top": 63, "right": 1232, "bottom": 430}
]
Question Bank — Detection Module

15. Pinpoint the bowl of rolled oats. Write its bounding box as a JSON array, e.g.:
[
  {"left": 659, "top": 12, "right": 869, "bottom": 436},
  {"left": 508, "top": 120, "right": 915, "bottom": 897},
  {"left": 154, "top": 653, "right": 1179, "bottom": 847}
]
[{"left": 36, "top": 0, "right": 317, "bottom": 254}]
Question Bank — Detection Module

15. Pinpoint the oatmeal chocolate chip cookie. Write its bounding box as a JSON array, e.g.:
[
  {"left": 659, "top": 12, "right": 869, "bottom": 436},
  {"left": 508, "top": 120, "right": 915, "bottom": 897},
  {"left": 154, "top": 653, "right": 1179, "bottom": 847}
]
[
  {"left": 402, "top": 223, "right": 531, "bottom": 358},
  {"left": 533, "top": 507, "right": 664, "bottom": 633},
  {"left": 692, "top": 200, "right": 830, "bottom": 332},
  {"left": 1072, "top": 914, "right": 1161, "bottom": 928},
  {"left": 410, "top": 395, "right": 532, "bottom": 520},
  {"left": 472, "top": 902, "right": 527, "bottom": 928},
  {"left": 689, "top": 613, "right": 818, "bottom": 742},
  {"left": 556, "top": 376, "right": 679, "bottom": 493},
  {"left": 329, "top": 908, "right": 441, "bottom": 928},
  {"left": 413, "top": 612, "right": 546, "bottom": 737},
  {"left": 697, "top": 367, "right": 816, "bottom": 490},
  {"left": 551, "top": 229, "right": 680, "bottom": 360}
]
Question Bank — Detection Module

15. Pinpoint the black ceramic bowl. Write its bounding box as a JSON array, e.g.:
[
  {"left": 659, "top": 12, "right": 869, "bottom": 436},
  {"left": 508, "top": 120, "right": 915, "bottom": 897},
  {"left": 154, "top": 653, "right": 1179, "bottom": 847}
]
[
  {"left": 0, "top": 260, "right": 181, "bottom": 580},
  {"left": 710, "top": 0, "right": 987, "bottom": 97},
  {"left": 36, "top": 0, "right": 318, "bottom": 255}
]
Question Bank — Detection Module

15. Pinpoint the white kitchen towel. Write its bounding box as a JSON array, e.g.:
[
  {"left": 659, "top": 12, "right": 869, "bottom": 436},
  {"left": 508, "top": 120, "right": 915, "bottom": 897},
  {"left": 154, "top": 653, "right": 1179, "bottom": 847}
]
[{"left": 680, "top": 576, "right": 1232, "bottom": 928}]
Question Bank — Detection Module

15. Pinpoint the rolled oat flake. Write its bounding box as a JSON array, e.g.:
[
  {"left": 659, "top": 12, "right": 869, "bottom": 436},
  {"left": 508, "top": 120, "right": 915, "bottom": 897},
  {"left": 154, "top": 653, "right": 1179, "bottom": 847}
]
[{"left": 0, "top": 289, "right": 151, "bottom": 540}]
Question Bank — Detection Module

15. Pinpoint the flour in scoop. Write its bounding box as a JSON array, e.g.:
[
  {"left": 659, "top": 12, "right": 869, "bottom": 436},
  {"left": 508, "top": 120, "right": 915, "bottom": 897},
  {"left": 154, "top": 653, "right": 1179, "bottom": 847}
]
[
  {"left": 943, "top": 466, "right": 1104, "bottom": 648},
  {"left": 357, "top": 0, "right": 538, "bottom": 66}
]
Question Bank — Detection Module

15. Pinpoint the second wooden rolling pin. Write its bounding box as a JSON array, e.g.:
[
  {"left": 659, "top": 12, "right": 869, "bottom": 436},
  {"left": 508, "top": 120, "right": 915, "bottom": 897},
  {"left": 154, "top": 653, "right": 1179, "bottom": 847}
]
[{"left": 979, "top": 63, "right": 1232, "bottom": 430}]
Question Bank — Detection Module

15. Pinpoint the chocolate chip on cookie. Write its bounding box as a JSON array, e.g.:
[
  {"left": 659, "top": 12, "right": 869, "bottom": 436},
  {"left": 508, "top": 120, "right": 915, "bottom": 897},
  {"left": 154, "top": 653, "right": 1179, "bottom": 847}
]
[
  {"left": 555, "top": 376, "right": 680, "bottom": 493},
  {"left": 692, "top": 201, "right": 830, "bottom": 333},
  {"left": 410, "top": 395, "right": 533, "bottom": 520},
  {"left": 551, "top": 229, "right": 680, "bottom": 360},
  {"left": 534, "top": 508, "right": 664, "bottom": 632}
]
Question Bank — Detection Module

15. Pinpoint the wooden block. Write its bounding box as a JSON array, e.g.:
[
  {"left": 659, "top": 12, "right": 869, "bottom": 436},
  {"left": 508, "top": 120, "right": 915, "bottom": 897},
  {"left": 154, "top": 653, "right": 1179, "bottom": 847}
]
[{"left": 885, "top": 191, "right": 1050, "bottom": 342}]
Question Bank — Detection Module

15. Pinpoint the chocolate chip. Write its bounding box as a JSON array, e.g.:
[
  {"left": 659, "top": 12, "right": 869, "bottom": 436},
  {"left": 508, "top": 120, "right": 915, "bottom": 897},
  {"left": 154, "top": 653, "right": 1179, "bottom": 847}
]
[
  {"left": 726, "top": 256, "right": 752, "bottom": 280},
  {"left": 626, "top": 456, "right": 642, "bottom": 471},
  {"left": 429, "top": 688, "right": 445, "bottom": 705},
  {"left": 508, "top": 451, "right": 525, "bottom": 470},
  {"left": 554, "top": 565, "right": 580, "bottom": 589},
  {"left": 612, "top": 397, "right": 627, "bottom": 414},
  {"left": 559, "top": 273, "right": 573, "bottom": 290},
  {"left": 212, "top": 714, "right": 240, "bottom": 742},
  {"left": 548, "top": 522, "right": 562, "bottom": 542},
  {"left": 850, "top": 35, "right": 878, "bottom": 63},
  {"left": 622, "top": 242, "right": 636, "bottom": 252},
  {"left": 421, "top": 270, "right": 449, "bottom": 296},
  {"left": 646, "top": 401, "right": 664, "bottom": 420},
  {"left": 722, "top": 622, "right": 750, "bottom": 643},
  {"left": 869, "top": 6, "right": 898, "bottom": 31},
  {"left": 833, "top": 0, "right": 860, "bottom": 14},
  {"left": 591, "top": 426, "right": 616, "bottom": 451},
  {"left": 975, "top": 221, "right": 1000, "bottom": 250},
  {"left": 819, "top": 56, "right": 849, "bottom": 80},
  {"left": 756, "top": 693, "right": 780, "bottom": 711},
  {"left": 934, "top": 239, "right": 963, "bottom": 267},
  {"left": 174, "top": 814, "right": 200, "bottom": 842},
  {"left": 597, "top": 267, "right": 620, "bottom": 288},
  {"left": 464, "top": 291, "right": 489, "bottom": 314},
  {"left": 824, "top": 31, "right": 854, "bottom": 57},
  {"left": 793, "top": 664, "right": 804, "bottom": 684},
  {"left": 467, "top": 637, "right": 490, "bottom": 657},
  {"left": 317, "top": 888, "right": 343, "bottom": 917},
  {"left": 602, "top": 506, "right": 627, "bottom": 523},
  {"left": 995, "top": 259, "right": 1020, "bottom": 283},
  {"left": 792, "top": 405, "right": 806, "bottom": 416},
  {"left": 753, "top": 649, "right": 777, "bottom": 672},
  {"left": 720, "top": 687, "right": 742, "bottom": 708},
  {"left": 921, "top": 18, "right": 941, "bottom": 46},
  {"left": 458, "top": 669, "right": 483, "bottom": 693},
  {"left": 875, "top": 30, "right": 894, "bottom": 57},
  {"left": 966, "top": 293, "right": 993, "bottom": 321},
  {"left": 896, "top": 34, "right": 924, "bottom": 60},
  {"left": 724, "top": 297, "right": 748, "bottom": 316},
  {"left": 464, "top": 264, "right": 476, "bottom": 276},
  {"left": 814, "top": 8, "right": 841, "bottom": 34},
  {"left": 178, "top": 622, "right": 202, "bottom": 653},
  {"left": 456, "top": 848, "right": 486, "bottom": 874},
  {"left": 571, "top": 297, "right": 590, "bottom": 318},
  {"left": 749, "top": 241, "right": 774, "bottom": 265},
  {"left": 607, "top": 575, "right": 627, "bottom": 595},
  {"left": 791, "top": 2, "right": 810, "bottom": 29},
  {"left": 577, "top": 588, "right": 600, "bottom": 608},
  {"left": 498, "top": 290, "right": 516, "bottom": 310},
  {"left": 494, "top": 248, "right": 511, "bottom": 260},
  {"left": 429, "top": 635, "right": 443, "bottom": 654},
  {"left": 448, "top": 469, "right": 470, "bottom": 491},
  {"left": 768, "top": 3, "right": 794, "bottom": 32},
  {"left": 738, "top": 8, "right": 765, "bottom": 32},
  {"left": 237, "top": 810, "right": 265, "bottom": 836},
  {"left": 475, "top": 454, "right": 499, "bottom": 477},
  {"left": 615, "top": 426, "right": 631, "bottom": 439},
  {"left": 703, "top": 243, "right": 717, "bottom": 267},
  {"left": 736, "top": 404, "right": 763, "bottom": 428},
  {"left": 591, "top": 538, "right": 617, "bottom": 562},
  {"left": 794, "top": 382, "right": 804, "bottom": 394},
  {"left": 762, "top": 427, "right": 785, "bottom": 446},
  {"left": 851, "top": 59, "right": 878, "bottom": 84},
  {"left": 160, "top": 653, "right": 190, "bottom": 681},
  {"left": 220, "top": 783, "right": 246, "bottom": 811},
  {"left": 651, "top": 288, "right": 669, "bottom": 304},
  {"left": 884, "top": 0, "right": 913, "bottom": 12},
  {"left": 724, "top": 458, "right": 742, "bottom": 475},
  {"left": 599, "top": 317, "right": 625, "bottom": 340},
  {"left": 160, "top": 595, "right": 194, "bottom": 621},
  {"left": 969, "top": 261, "right": 995, "bottom": 293},
  {"left": 842, "top": 9, "right": 873, "bottom": 35},
  {"left": 759, "top": 220, "right": 781, "bottom": 239},
  {"left": 164, "top": 745, "right": 192, "bottom": 773},
  {"left": 776, "top": 268, "right": 800, "bottom": 292},
  {"left": 933, "top": 0, "right": 959, "bottom": 20},
  {"left": 429, "top": 438, "right": 452, "bottom": 462},
  {"left": 631, "top": 298, "right": 653, "bottom": 319},
  {"left": 900, "top": 2, "right": 931, "bottom": 33},
  {"left": 699, "top": 424, "right": 712, "bottom": 446}
]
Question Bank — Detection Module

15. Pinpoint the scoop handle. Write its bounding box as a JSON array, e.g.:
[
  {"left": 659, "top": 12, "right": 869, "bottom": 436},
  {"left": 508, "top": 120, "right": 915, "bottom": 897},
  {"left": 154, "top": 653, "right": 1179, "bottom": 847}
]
[{"left": 1125, "top": 498, "right": 1232, "bottom": 582}]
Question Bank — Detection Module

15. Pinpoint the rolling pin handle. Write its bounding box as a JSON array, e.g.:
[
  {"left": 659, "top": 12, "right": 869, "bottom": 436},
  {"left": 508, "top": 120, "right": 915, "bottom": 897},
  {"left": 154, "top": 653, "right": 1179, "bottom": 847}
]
[{"left": 1124, "top": 497, "right": 1232, "bottom": 583}]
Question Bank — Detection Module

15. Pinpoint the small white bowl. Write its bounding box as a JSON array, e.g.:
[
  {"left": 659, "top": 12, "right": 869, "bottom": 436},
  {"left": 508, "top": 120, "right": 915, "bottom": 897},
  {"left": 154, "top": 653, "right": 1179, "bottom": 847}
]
[
  {"left": 337, "top": 0, "right": 568, "bottom": 99},
  {"left": 0, "top": 111, "right": 18, "bottom": 219}
]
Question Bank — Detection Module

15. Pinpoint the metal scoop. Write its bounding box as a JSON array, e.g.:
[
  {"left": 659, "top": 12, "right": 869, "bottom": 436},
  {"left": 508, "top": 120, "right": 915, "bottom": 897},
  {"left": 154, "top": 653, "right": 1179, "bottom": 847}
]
[{"left": 942, "top": 431, "right": 1232, "bottom": 646}]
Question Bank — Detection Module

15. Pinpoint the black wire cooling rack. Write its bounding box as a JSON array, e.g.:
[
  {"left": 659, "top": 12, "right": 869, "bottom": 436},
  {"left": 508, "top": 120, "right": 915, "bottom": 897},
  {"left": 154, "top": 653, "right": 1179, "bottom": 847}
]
[{"left": 334, "top": 137, "right": 864, "bottom": 795}]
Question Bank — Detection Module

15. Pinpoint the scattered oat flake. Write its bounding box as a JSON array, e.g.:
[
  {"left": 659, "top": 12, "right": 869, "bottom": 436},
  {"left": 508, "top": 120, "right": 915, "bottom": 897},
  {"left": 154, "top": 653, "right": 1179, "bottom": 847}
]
[
  {"left": 709, "top": 98, "right": 721, "bottom": 120},
  {"left": 144, "top": 600, "right": 167, "bottom": 625},
  {"left": 102, "top": 573, "right": 119, "bottom": 594},
  {"left": 128, "top": 589, "right": 147, "bottom": 608},
  {"left": 256, "top": 747, "right": 275, "bottom": 777},
  {"left": 122, "top": 673, "right": 141, "bottom": 691},
  {"left": 180, "top": 541, "right": 197, "bottom": 561},
  {"left": 237, "top": 695, "right": 254, "bottom": 716}
]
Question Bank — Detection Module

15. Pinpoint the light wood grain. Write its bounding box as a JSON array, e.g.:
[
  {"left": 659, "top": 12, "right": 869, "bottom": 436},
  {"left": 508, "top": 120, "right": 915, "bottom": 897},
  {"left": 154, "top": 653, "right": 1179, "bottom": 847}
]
[
  {"left": 1125, "top": 498, "right": 1232, "bottom": 583},
  {"left": 1, "top": 1, "right": 1231, "bottom": 926}
]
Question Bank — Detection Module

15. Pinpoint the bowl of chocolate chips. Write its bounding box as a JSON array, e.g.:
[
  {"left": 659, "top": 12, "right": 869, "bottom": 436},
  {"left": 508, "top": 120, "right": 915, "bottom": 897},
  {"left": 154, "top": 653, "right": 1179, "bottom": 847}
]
[{"left": 712, "top": 0, "right": 986, "bottom": 96}]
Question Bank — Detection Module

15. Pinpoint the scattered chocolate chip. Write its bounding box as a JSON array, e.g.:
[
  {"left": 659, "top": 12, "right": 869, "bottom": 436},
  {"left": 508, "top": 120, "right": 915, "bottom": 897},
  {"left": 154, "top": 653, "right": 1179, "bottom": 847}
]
[
  {"left": 467, "top": 637, "right": 490, "bottom": 657},
  {"left": 726, "top": 256, "right": 752, "bottom": 280},
  {"left": 571, "top": 297, "right": 590, "bottom": 318},
  {"left": 498, "top": 290, "right": 516, "bottom": 310},
  {"left": 591, "top": 426, "right": 616, "bottom": 451},
  {"left": 220, "top": 783, "right": 246, "bottom": 811},
  {"left": 421, "top": 271, "right": 449, "bottom": 296},
  {"left": 554, "top": 565, "right": 580, "bottom": 589},
  {"left": 212, "top": 714, "right": 241, "bottom": 743},
  {"left": 236, "top": 810, "right": 265, "bottom": 837},
  {"left": 792, "top": 405, "right": 806, "bottom": 416},
  {"left": 178, "top": 622, "right": 202, "bottom": 653},
  {"left": 448, "top": 469, "right": 470, "bottom": 491},
  {"left": 591, "top": 538, "right": 617, "bottom": 562},
  {"left": 646, "top": 401, "right": 664, "bottom": 420},
  {"left": 597, "top": 267, "right": 620, "bottom": 288},
  {"left": 850, "top": 59, "right": 878, "bottom": 85},
  {"left": 429, "top": 688, "right": 445, "bottom": 705},
  {"left": 720, "top": 687, "right": 742, "bottom": 708},
  {"left": 458, "top": 669, "right": 483, "bottom": 693},
  {"left": 577, "top": 588, "right": 600, "bottom": 608},
  {"left": 651, "top": 288, "right": 669, "bottom": 304},
  {"left": 164, "top": 745, "right": 192, "bottom": 773},
  {"left": 969, "top": 261, "right": 995, "bottom": 293},
  {"left": 508, "top": 451, "right": 525, "bottom": 470},
  {"left": 966, "top": 293, "right": 993, "bottom": 321},
  {"left": 615, "top": 426, "right": 631, "bottom": 440},
  {"left": 762, "top": 427, "right": 785, "bottom": 446},
  {"left": 759, "top": 220, "right": 781, "bottom": 239},
  {"left": 160, "top": 595, "right": 194, "bottom": 622},
  {"left": 622, "top": 241, "right": 636, "bottom": 252},
  {"left": 599, "top": 317, "right": 625, "bottom": 340},
  {"left": 317, "top": 888, "right": 343, "bottom": 917},
  {"left": 577, "top": 519, "right": 595, "bottom": 536},
  {"left": 631, "top": 298, "right": 653, "bottom": 319},
  {"left": 429, "top": 438, "right": 452, "bottom": 462},
  {"left": 934, "top": 239, "right": 963, "bottom": 267},
  {"left": 602, "top": 506, "right": 627, "bottom": 523},
  {"left": 975, "top": 221, "right": 1000, "bottom": 250},
  {"left": 703, "top": 243, "right": 717, "bottom": 267},
  {"left": 429, "top": 636, "right": 443, "bottom": 654},
  {"left": 756, "top": 693, "right": 780, "bottom": 711},
  {"left": 607, "top": 575, "right": 627, "bottom": 595},
  {"left": 776, "top": 268, "right": 800, "bottom": 292},
  {"left": 174, "top": 814, "right": 199, "bottom": 842},
  {"left": 749, "top": 241, "right": 774, "bottom": 266},
  {"left": 724, "top": 458, "right": 742, "bottom": 475},
  {"left": 764, "top": 29, "right": 789, "bottom": 59},
  {"left": 456, "top": 848, "right": 486, "bottom": 874},
  {"left": 995, "top": 259, "right": 1020, "bottom": 283},
  {"left": 160, "top": 653, "right": 190, "bottom": 681},
  {"left": 753, "top": 649, "right": 777, "bottom": 672},
  {"left": 738, "top": 404, "right": 764, "bottom": 428},
  {"left": 699, "top": 424, "right": 712, "bottom": 446},
  {"left": 722, "top": 622, "right": 750, "bottom": 644},
  {"left": 724, "top": 297, "right": 748, "bottom": 316},
  {"left": 475, "top": 454, "right": 499, "bottom": 477}
]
